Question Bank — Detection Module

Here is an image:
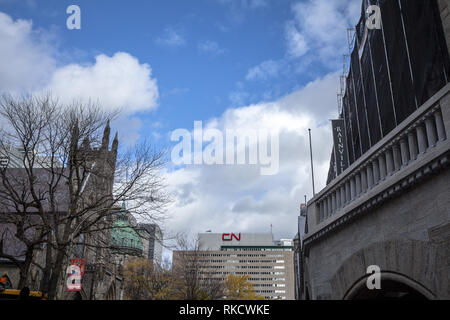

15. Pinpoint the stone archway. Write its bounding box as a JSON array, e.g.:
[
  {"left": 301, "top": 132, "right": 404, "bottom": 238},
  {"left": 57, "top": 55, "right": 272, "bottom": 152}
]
[
  {"left": 328, "top": 239, "right": 445, "bottom": 300},
  {"left": 343, "top": 272, "right": 434, "bottom": 300},
  {"left": 106, "top": 282, "right": 116, "bottom": 300},
  {"left": 67, "top": 288, "right": 88, "bottom": 300}
]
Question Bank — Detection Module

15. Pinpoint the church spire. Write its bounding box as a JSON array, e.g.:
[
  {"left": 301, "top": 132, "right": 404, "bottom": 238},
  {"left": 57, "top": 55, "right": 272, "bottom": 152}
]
[
  {"left": 112, "top": 132, "right": 119, "bottom": 154},
  {"left": 102, "top": 119, "right": 111, "bottom": 150},
  {"left": 81, "top": 136, "right": 90, "bottom": 151}
]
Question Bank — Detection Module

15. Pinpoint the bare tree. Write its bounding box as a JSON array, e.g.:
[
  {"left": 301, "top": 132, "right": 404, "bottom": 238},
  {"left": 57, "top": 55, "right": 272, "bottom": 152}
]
[
  {"left": 171, "top": 234, "right": 224, "bottom": 300},
  {"left": 0, "top": 94, "right": 170, "bottom": 299}
]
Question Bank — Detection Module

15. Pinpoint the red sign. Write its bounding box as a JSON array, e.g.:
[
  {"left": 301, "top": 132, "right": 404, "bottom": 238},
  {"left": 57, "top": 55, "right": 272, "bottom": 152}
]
[
  {"left": 222, "top": 233, "right": 241, "bottom": 241},
  {"left": 66, "top": 259, "right": 85, "bottom": 292},
  {"left": 70, "top": 259, "right": 85, "bottom": 277}
]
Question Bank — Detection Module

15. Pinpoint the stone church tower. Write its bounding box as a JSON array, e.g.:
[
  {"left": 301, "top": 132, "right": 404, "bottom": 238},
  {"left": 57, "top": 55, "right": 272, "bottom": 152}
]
[{"left": 61, "top": 121, "right": 123, "bottom": 300}]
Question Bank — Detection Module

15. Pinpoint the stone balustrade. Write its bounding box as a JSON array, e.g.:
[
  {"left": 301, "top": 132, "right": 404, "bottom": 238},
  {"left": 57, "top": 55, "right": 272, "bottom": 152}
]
[
  {"left": 305, "top": 83, "right": 450, "bottom": 241},
  {"left": 316, "top": 106, "right": 446, "bottom": 224}
]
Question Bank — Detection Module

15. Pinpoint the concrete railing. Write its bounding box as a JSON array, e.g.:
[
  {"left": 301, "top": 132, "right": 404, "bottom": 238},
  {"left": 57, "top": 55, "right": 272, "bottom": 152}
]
[{"left": 304, "top": 83, "right": 450, "bottom": 241}]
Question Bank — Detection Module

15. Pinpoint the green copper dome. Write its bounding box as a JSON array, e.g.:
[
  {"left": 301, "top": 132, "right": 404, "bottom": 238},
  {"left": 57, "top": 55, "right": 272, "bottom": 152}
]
[{"left": 111, "top": 202, "right": 143, "bottom": 256}]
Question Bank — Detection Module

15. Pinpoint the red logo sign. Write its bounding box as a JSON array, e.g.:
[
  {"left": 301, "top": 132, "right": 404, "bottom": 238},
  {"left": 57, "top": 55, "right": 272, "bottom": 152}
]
[{"left": 222, "top": 233, "right": 241, "bottom": 241}]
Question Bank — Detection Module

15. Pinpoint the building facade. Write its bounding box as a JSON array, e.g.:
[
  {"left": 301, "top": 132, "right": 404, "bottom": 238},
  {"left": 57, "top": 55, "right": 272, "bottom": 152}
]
[
  {"left": 138, "top": 224, "right": 163, "bottom": 265},
  {"left": 194, "top": 233, "right": 295, "bottom": 300},
  {"left": 301, "top": 0, "right": 450, "bottom": 300}
]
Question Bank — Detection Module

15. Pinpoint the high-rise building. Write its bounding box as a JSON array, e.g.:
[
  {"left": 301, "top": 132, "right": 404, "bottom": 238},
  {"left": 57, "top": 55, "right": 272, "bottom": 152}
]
[
  {"left": 326, "top": 0, "right": 450, "bottom": 184},
  {"left": 138, "top": 224, "right": 163, "bottom": 265},
  {"left": 174, "top": 233, "right": 295, "bottom": 300}
]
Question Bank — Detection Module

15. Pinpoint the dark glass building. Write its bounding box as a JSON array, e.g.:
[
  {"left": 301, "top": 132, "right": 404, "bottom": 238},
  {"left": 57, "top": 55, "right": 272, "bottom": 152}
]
[{"left": 328, "top": 0, "right": 450, "bottom": 183}]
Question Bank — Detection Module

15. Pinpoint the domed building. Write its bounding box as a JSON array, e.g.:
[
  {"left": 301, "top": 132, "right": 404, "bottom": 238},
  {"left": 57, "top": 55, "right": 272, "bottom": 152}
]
[{"left": 111, "top": 202, "right": 144, "bottom": 258}]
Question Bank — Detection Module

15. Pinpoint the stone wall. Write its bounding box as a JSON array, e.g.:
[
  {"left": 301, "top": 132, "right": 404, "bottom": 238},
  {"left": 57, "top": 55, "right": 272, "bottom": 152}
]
[
  {"left": 439, "top": 0, "right": 450, "bottom": 55},
  {"left": 304, "top": 165, "right": 450, "bottom": 299}
]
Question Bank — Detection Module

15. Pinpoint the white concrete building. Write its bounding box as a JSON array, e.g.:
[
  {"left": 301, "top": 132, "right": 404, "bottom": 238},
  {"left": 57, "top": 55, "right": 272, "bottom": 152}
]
[{"left": 196, "top": 233, "right": 295, "bottom": 300}]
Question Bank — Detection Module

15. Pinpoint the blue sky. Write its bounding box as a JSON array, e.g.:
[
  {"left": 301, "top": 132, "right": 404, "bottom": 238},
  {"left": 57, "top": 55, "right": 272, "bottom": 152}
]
[
  {"left": 0, "top": 0, "right": 361, "bottom": 241},
  {"left": 0, "top": 0, "right": 345, "bottom": 131}
]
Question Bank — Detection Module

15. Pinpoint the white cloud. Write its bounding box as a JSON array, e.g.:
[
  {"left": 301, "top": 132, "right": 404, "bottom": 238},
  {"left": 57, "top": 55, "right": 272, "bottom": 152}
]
[
  {"left": 45, "top": 52, "right": 159, "bottom": 113},
  {"left": 217, "top": 0, "right": 268, "bottom": 10},
  {"left": 285, "top": 21, "right": 309, "bottom": 58},
  {"left": 245, "top": 0, "right": 360, "bottom": 89},
  {"left": 111, "top": 116, "right": 143, "bottom": 147},
  {"left": 0, "top": 11, "right": 160, "bottom": 144},
  {"left": 165, "top": 72, "right": 340, "bottom": 240},
  {"left": 246, "top": 60, "right": 284, "bottom": 81},
  {"left": 285, "top": 0, "right": 361, "bottom": 65},
  {"left": 0, "top": 12, "right": 56, "bottom": 93},
  {"left": 0, "top": 0, "right": 36, "bottom": 8},
  {"left": 198, "top": 40, "right": 225, "bottom": 56},
  {"left": 228, "top": 90, "right": 251, "bottom": 107},
  {"left": 156, "top": 27, "right": 186, "bottom": 47},
  {"left": 216, "top": 0, "right": 269, "bottom": 25}
]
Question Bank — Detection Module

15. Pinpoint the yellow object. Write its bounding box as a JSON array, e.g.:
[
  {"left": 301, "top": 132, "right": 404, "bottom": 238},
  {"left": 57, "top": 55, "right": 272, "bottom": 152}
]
[{"left": 0, "top": 289, "right": 48, "bottom": 300}]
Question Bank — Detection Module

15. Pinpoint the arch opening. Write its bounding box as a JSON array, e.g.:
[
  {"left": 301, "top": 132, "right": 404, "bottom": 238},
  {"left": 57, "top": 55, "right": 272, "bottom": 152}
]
[
  {"left": 349, "top": 279, "right": 429, "bottom": 300},
  {"left": 106, "top": 283, "right": 116, "bottom": 300},
  {"left": 71, "top": 292, "right": 83, "bottom": 300},
  {"left": 344, "top": 272, "right": 434, "bottom": 300}
]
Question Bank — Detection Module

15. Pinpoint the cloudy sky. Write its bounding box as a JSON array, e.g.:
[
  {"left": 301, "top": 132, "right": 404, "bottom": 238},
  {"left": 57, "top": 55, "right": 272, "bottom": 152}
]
[{"left": 0, "top": 0, "right": 362, "bottom": 243}]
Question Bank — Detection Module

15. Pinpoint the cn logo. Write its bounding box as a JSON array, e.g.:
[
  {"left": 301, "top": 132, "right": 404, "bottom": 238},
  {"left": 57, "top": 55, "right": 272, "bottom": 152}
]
[{"left": 222, "top": 233, "right": 241, "bottom": 241}]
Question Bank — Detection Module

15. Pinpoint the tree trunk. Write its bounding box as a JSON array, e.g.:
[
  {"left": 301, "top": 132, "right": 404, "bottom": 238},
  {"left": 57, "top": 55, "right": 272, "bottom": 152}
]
[
  {"left": 46, "top": 245, "right": 67, "bottom": 300},
  {"left": 40, "top": 241, "right": 53, "bottom": 294},
  {"left": 17, "top": 248, "right": 33, "bottom": 289}
]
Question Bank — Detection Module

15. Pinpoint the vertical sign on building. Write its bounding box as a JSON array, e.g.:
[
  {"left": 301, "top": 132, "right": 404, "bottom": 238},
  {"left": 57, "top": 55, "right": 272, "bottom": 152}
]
[
  {"left": 66, "top": 259, "right": 85, "bottom": 292},
  {"left": 331, "top": 119, "right": 349, "bottom": 176}
]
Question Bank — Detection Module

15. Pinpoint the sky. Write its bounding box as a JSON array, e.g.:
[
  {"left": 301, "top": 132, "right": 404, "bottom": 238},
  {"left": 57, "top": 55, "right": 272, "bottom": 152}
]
[{"left": 0, "top": 0, "right": 362, "bottom": 245}]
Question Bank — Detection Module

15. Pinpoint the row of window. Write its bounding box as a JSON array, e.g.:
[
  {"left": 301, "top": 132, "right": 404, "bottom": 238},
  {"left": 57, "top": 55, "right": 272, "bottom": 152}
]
[
  {"left": 199, "top": 271, "right": 285, "bottom": 276},
  {"left": 254, "top": 290, "right": 286, "bottom": 294},
  {"left": 239, "top": 265, "right": 277, "bottom": 269},
  {"left": 241, "top": 272, "right": 285, "bottom": 276},
  {"left": 230, "top": 249, "right": 290, "bottom": 252},
  {"left": 264, "top": 296, "right": 287, "bottom": 300},
  {"left": 112, "top": 237, "right": 139, "bottom": 248},
  {"left": 206, "top": 265, "right": 285, "bottom": 270},
  {"left": 199, "top": 260, "right": 285, "bottom": 265},
  {"left": 253, "top": 284, "right": 286, "bottom": 288},
  {"left": 248, "top": 278, "right": 286, "bottom": 282},
  {"left": 199, "top": 253, "right": 286, "bottom": 258}
]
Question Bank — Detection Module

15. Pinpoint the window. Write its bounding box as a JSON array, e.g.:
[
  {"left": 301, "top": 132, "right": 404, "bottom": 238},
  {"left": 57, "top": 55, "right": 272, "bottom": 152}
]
[{"left": 0, "top": 156, "right": 9, "bottom": 167}]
